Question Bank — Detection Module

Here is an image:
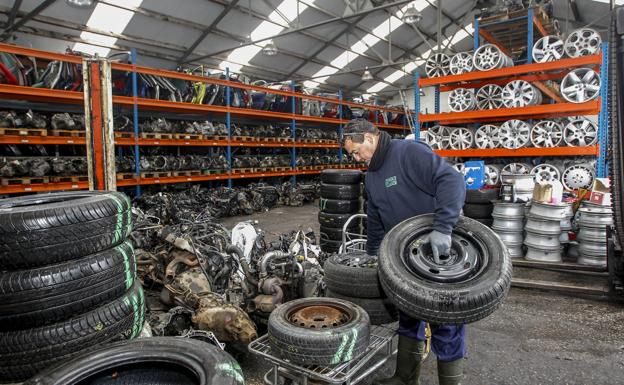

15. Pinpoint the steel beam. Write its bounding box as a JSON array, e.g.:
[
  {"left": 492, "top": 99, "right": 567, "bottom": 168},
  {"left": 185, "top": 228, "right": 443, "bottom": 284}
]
[
  {"left": 7, "top": 0, "right": 22, "bottom": 29},
  {"left": 1, "top": 0, "right": 56, "bottom": 40},
  {"left": 569, "top": 0, "right": 581, "bottom": 22}
]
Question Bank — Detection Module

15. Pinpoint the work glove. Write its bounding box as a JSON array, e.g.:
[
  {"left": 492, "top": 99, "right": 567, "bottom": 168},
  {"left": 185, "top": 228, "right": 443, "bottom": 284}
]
[{"left": 427, "top": 230, "right": 452, "bottom": 264}]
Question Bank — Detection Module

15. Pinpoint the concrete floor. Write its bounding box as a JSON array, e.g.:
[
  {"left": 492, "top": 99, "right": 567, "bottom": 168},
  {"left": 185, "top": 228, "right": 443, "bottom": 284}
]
[{"left": 219, "top": 202, "right": 624, "bottom": 385}]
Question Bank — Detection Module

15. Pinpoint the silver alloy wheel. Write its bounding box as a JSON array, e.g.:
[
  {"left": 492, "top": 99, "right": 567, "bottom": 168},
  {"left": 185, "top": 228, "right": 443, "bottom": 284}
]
[
  {"left": 525, "top": 216, "right": 562, "bottom": 235},
  {"left": 492, "top": 202, "right": 525, "bottom": 218},
  {"left": 473, "top": 44, "right": 513, "bottom": 71},
  {"left": 499, "top": 120, "right": 531, "bottom": 149},
  {"left": 501, "top": 162, "right": 531, "bottom": 175},
  {"left": 562, "top": 164, "right": 595, "bottom": 190},
  {"left": 453, "top": 163, "right": 465, "bottom": 174},
  {"left": 485, "top": 165, "right": 500, "bottom": 186},
  {"left": 564, "top": 28, "right": 602, "bottom": 58},
  {"left": 449, "top": 52, "right": 474, "bottom": 75},
  {"left": 425, "top": 53, "right": 450, "bottom": 77},
  {"left": 449, "top": 127, "right": 474, "bottom": 150},
  {"left": 529, "top": 201, "right": 570, "bottom": 220},
  {"left": 563, "top": 119, "right": 598, "bottom": 146},
  {"left": 532, "top": 35, "right": 565, "bottom": 63},
  {"left": 448, "top": 88, "right": 477, "bottom": 112},
  {"left": 475, "top": 124, "right": 501, "bottom": 149},
  {"left": 560, "top": 68, "right": 601, "bottom": 103},
  {"left": 491, "top": 216, "right": 525, "bottom": 231},
  {"left": 425, "top": 125, "right": 451, "bottom": 150},
  {"left": 476, "top": 84, "right": 504, "bottom": 110},
  {"left": 531, "top": 163, "right": 561, "bottom": 183},
  {"left": 530, "top": 120, "right": 564, "bottom": 147},
  {"left": 502, "top": 80, "right": 542, "bottom": 108}
]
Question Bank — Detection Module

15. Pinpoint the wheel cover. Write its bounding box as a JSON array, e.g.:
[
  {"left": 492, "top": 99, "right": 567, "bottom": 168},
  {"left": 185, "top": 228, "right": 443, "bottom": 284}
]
[
  {"left": 425, "top": 53, "right": 450, "bottom": 77},
  {"left": 530, "top": 120, "right": 563, "bottom": 147},
  {"left": 563, "top": 119, "right": 598, "bottom": 146},
  {"left": 532, "top": 35, "right": 565, "bottom": 63},
  {"left": 476, "top": 84, "right": 503, "bottom": 110},
  {"left": 561, "top": 68, "right": 601, "bottom": 103},
  {"left": 502, "top": 80, "right": 542, "bottom": 108},
  {"left": 404, "top": 231, "right": 488, "bottom": 283},
  {"left": 449, "top": 127, "right": 474, "bottom": 149},
  {"left": 562, "top": 164, "right": 595, "bottom": 190},
  {"left": 501, "top": 162, "right": 531, "bottom": 175},
  {"left": 448, "top": 88, "right": 476, "bottom": 112},
  {"left": 288, "top": 304, "right": 351, "bottom": 329},
  {"left": 564, "top": 28, "right": 602, "bottom": 58},
  {"left": 531, "top": 163, "right": 561, "bottom": 183},
  {"left": 499, "top": 120, "right": 530, "bottom": 149},
  {"left": 425, "top": 125, "right": 450, "bottom": 150},
  {"left": 475, "top": 124, "right": 501, "bottom": 149},
  {"left": 449, "top": 52, "right": 473, "bottom": 75}
]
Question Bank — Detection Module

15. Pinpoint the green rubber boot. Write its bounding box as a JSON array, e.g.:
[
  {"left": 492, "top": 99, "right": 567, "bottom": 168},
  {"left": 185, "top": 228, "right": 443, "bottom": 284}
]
[
  {"left": 437, "top": 358, "right": 464, "bottom": 385},
  {"left": 373, "top": 335, "right": 425, "bottom": 385}
]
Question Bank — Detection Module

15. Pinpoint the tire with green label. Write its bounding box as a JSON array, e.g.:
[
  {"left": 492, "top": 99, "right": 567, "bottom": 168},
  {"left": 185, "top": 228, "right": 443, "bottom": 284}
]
[
  {"left": 0, "top": 241, "right": 137, "bottom": 330},
  {"left": 0, "top": 282, "right": 145, "bottom": 382},
  {"left": 0, "top": 191, "right": 133, "bottom": 269},
  {"left": 268, "top": 297, "right": 370, "bottom": 365}
]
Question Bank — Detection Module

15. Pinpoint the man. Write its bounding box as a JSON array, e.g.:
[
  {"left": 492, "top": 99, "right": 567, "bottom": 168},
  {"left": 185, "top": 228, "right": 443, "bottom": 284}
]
[{"left": 342, "top": 119, "right": 466, "bottom": 385}]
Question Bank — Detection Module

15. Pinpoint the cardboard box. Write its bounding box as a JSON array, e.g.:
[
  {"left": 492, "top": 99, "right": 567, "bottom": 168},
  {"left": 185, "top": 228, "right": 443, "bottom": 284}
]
[{"left": 590, "top": 178, "right": 611, "bottom": 206}]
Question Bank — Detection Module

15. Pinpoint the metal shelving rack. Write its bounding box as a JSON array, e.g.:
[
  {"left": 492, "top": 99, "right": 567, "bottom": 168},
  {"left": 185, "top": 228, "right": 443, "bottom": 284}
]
[{"left": 0, "top": 43, "right": 407, "bottom": 194}]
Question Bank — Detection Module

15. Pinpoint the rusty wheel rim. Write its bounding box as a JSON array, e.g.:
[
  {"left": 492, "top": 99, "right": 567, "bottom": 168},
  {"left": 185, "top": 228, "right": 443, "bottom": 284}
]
[{"left": 288, "top": 304, "right": 352, "bottom": 329}]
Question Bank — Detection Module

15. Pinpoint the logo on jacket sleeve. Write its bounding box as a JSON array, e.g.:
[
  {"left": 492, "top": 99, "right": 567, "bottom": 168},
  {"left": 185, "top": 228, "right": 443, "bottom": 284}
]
[{"left": 385, "top": 176, "right": 397, "bottom": 188}]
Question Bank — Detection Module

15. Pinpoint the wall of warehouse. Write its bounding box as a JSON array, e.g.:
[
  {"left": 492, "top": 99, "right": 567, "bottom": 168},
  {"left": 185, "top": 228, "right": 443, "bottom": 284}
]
[{"left": 386, "top": 87, "right": 450, "bottom": 114}]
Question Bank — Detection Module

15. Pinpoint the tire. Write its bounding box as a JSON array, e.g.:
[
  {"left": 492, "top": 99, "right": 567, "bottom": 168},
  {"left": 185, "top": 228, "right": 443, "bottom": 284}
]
[
  {"left": 320, "top": 238, "right": 342, "bottom": 253},
  {"left": 320, "top": 169, "right": 363, "bottom": 185},
  {"left": 23, "top": 337, "right": 244, "bottom": 385},
  {"left": 0, "top": 282, "right": 145, "bottom": 382},
  {"left": 320, "top": 226, "right": 346, "bottom": 241},
  {"left": 319, "top": 198, "right": 360, "bottom": 214},
  {"left": 462, "top": 203, "right": 494, "bottom": 218},
  {"left": 268, "top": 297, "right": 370, "bottom": 365},
  {"left": 465, "top": 188, "right": 499, "bottom": 204},
  {"left": 474, "top": 218, "right": 493, "bottom": 227},
  {"left": 318, "top": 211, "right": 358, "bottom": 228},
  {"left": 0, "top": 191, "right": 132, "bottom": 269},
  {"left": 0, "top": 241, "right": 136, "bottom": 330},
  {"left": 378, "top": 214, "right": 512, "bottom": 324},
  {"left": 323, "top": 252, "right": 382, "bottom": 298},
  {"left": 326, "top": 290, "right": 397, "bottom": 325},
  {"left": 320, "top": 183, "right": 360, "bottom": 200}
]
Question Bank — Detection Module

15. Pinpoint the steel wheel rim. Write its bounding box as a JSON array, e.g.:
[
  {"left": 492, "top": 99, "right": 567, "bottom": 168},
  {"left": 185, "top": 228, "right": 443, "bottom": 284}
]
[
  {"left": 448, "top": 88, "right": 476, "bottom": 112},
  {"left": 449, "top": 52, "right": 473, "bottom": 75},
  {"left": 501, "top": 162, "right": 531, "bottom": 175},
  {"left": 426, "top": 125, "right": 451, "bottom": 150},
  {"left": 562, "top": 164, "right": 595, "bottom": 190},
  {"left": 530, "top": 120, "right": 564, "bottom": 147},
  {"left": 502, "top": 80, "right": 542, "bottom": 108},
  {"left": 532, "top": 35, "right": 565, "bottom": 63},
  {"left": 287, "top": 304, "right": 352, "bottom": 329},
  {"left": 449, "top": 127, "right": 474, "bottom": 150},
  {"left": 475, "top": 124, "right": 501, "bottom": 149},
  {"left": 564, "top": 28, "right": 602, "bottom": 58},
  {"left": 531, "top": 164, "right": 561, "bottom": 183},
  {"left": 499, "top": 120, "right": 531, "bottom": 149},
  {"left": 425, "top": 53, "right": 450, "bottom": 77},
  {"left": 563, "top": 119, "right": 598, "bottom": 146},
  {"left": 560, "top": 68, "right": 601, "bottom": 103},
  {"left": 476, "top": 84, "right": 503, "bottom": 110}
]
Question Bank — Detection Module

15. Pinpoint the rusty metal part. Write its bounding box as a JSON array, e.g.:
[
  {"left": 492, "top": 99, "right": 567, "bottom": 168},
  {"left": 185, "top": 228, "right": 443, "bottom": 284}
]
[
  {"left": 251, "top": 295, "right": 277, "bottom": 313},
  {"left": 287, "top": 304, "right": 350, "bottom": 329},
  {"left": 165, "top": 250, "right": 199, "bottom": 280}
]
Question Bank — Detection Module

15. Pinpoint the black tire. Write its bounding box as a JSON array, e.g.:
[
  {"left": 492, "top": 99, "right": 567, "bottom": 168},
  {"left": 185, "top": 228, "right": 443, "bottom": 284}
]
[
  {"left": 0, "top": 191, "right": 132, "bottom": 269},
  {"left": 319, "top": 198, "right": 360, "bottom": 214},
  {"left": 320, "top": 238, "right": 342, "bottom": 253},
  {"left": 378, "top": 214, "right": 512, "bottom": 324},
  {"left": 0, "top": 282, "right": 145, "bottom": 382},
  {"left": 474, "top": 218, "right": 493, "bottom": 227},
  {"left": 323, "top": 252, "right": 382, "bottom": 298},
  {"left": 0, "top": 241, "right": 136, "bottom": 330},
  {"left": 320, "top": 226, "right": 346, "bottom": 241},
  {"left": 267, "top": 297, "right": 370, "bottom": 365},
  {"left": 326, "top": 290, "right": 397, "bottom": 325},
  {"left": 320, "top": 169, "right": 363, "bottom": 184},
  {"left": 318, "top": 211, "right": 358, "bottom": 228},
  {"left": 462, "top": 203, "right": 494, "bottom": 218},
  {"left": 23, "top": 337, "right": 244, "bottom": 385},
  {"left": 465, "top": 188, "right": 499, "bottom": 204},
  {"left": 320, "top": 183, "right": 360, "bottom": 200}
]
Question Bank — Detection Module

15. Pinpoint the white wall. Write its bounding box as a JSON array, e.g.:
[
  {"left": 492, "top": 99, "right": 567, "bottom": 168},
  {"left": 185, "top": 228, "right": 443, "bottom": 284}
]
[{"left": 386, "top": 87, "right": 451, "bottom": 114}]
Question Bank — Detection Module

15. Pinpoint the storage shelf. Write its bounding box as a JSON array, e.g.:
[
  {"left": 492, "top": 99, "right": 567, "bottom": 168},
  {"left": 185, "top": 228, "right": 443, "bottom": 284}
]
[
  {"left": 419, "top": 101, "right": 600, "bottom": 124},
  {"left": 434, "top": 146, "right": 599, "bottom": 158}
]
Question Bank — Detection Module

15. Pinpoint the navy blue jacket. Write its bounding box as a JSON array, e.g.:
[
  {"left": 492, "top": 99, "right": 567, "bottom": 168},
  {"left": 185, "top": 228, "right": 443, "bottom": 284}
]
[{"left": 365, "top": 139, "right": 465, "bottom": 255}]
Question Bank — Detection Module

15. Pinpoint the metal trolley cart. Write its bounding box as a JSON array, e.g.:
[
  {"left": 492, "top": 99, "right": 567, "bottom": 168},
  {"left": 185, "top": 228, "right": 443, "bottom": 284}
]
[
  {"left": 339, "top": 213, "right": 368, "bottom": 253},
  {"left": 248, "top": 323, "right": 397, "bottom": 385}
]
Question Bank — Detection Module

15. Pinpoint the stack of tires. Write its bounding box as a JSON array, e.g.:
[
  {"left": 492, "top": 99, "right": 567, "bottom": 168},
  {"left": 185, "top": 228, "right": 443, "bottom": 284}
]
[
  {"left": 462, "top": 188, "right": 500, "bottom": 227},
  {"left": 324, "top": 252, "right": 397, "bottom": 325},
  {"left": 318, "top": 169, "right": 363, "bottom": 253},
  {"left": 0, "top": 191, "right": 145, "bottom": 382}
]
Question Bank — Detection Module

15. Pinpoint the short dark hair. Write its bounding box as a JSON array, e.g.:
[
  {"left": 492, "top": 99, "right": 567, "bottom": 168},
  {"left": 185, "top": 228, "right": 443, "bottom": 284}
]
[{"left": 341, "top": 119, "right": 379, "bottom": 145}]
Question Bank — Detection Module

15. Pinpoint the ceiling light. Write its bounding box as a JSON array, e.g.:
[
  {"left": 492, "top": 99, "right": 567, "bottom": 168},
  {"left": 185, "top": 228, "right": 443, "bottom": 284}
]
[
  {"left": 362, "top": 67, "right": 374, "bottom": 81},
  {"left": 402, "top": 5, "right": 423, "bottom": 25},
  {"left": 262, "top": 40, "right": 278, "bottom": 56},
  {"left": 66, "top": 0, "right": 95, "bottom": 8}
]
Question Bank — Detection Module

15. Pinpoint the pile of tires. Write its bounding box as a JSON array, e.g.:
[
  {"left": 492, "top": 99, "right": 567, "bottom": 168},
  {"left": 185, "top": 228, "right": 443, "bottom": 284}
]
[
  {"left": 462, "top": 188, "right": 500, "bottom": 227},
  {"left": 0, "top": 191, "right": 145, "bottom": 382},
  {"left": 324, "top": 252, "right": 397, "bottom": 325},
  {"left": 319, "top": 169, "right": 363, "bottom": 253}
]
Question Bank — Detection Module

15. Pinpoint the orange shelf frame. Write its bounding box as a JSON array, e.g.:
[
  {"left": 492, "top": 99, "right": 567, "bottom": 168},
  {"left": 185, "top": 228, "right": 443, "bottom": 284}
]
[
  {"left": 419, "top": 101, "right": 600, "bottom": 124},
  {"left": 434, "top": 146, "right": 599, "bottom": 158}
]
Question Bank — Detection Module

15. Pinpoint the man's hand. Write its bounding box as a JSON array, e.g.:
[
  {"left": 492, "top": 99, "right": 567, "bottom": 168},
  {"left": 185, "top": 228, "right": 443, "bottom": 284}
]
[{"left": 427, "top": 230, "right": 452, "bottom": 263}]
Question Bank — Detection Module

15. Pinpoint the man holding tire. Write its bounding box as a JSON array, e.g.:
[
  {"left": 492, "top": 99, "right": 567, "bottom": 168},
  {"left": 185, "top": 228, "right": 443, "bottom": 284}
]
[{"left": 342, "top": 119, "right": 466, "bottom": 385}]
